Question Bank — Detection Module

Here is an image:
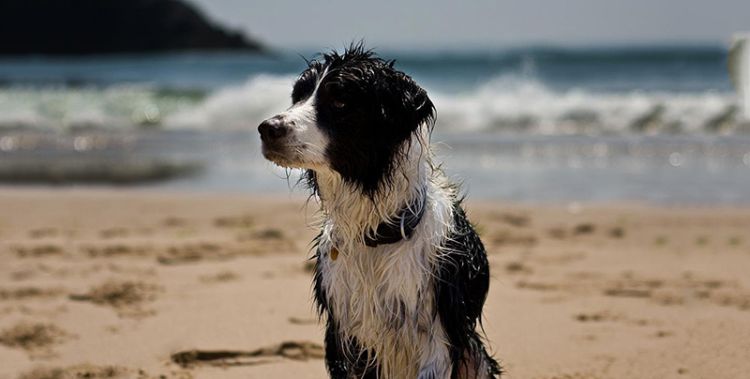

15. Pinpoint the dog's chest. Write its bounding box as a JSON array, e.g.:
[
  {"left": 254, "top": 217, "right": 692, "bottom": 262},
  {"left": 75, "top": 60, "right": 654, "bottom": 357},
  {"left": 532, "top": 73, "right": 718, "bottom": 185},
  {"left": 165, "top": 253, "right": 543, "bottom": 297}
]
[{"left": 318, "top": 239, "right": 436, "bottom": 354}]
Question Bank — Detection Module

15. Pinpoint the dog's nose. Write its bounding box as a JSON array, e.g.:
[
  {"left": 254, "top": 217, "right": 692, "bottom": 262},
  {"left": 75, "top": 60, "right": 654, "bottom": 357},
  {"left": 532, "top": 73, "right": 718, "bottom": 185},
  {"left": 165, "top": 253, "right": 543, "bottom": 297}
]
[{"left": 258, "top": 116, "right": 291, "bottom": 142}]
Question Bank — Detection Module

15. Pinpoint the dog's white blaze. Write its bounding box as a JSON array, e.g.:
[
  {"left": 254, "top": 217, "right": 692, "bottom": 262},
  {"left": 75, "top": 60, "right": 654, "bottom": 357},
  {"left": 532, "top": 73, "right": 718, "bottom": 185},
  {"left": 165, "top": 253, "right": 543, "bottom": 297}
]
[
  {"left": 277, "top": 71, "right": 330, "bottom": 167},
  {"left": 315, "top": 130, "right": 461, "bottom": 378}
]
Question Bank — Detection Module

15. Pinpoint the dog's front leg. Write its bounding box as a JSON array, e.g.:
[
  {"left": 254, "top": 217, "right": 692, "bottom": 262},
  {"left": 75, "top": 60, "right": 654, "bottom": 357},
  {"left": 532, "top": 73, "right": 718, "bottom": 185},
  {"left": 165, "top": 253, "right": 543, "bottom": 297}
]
[
  {"left": 416, "top": 329, "right": 452, "bottom": 379},
  {"left": 324, "top": 319, "right": 379, "bottom": 379},
  {"left": 324, "top": 320, "right": 352, "bottom": 379}
]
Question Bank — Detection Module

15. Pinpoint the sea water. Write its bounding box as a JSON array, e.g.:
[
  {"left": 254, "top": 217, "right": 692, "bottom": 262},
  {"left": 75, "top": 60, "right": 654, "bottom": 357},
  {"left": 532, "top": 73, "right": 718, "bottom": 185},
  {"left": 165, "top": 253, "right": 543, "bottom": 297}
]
[{"left": 0, "top": 46, "right": 749, "bottom": 204}]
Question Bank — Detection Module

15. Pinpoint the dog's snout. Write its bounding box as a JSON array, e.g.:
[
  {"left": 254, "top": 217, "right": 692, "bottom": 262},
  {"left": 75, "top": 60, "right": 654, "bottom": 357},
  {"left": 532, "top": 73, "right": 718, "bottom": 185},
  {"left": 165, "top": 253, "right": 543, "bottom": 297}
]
[{"left": 258, "top": 116, "right": 291, "bottom": 142}]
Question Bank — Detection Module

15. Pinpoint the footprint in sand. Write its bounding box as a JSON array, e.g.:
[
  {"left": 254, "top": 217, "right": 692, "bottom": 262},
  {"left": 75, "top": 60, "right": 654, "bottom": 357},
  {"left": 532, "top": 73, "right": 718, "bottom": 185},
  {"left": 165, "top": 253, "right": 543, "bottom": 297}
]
[
  {"left": 69, "top": 280, "right": 160, "bottom": 318},
  {"left": 18, "top": 364, "right": 193, "bottom": 379},
  {"left": 199, "top": 271, "right": 240, "bottom": 283},
  {"left": 489, "top": 229, "right": 538, "bottom": 247},
  {"left": 0, "top": 287, "right": 64, "bottom": 301},
  {"left": 288, "top": 316, "right": 318, "bottom": 325},
  {"left": 80, "top": 244, "right": 153, "bottom": 258},
  {"left": 503, "top": 261, "right": 533, "bottom": 274},
  {"left": 170, "top": 340, "right": 324, "bottom": 368},
  {"left": 19, "top": 365, "right": 126, "bottom": 379},
  {"left": 12, "top": 244, "right": 65, "bottom": 258},
  {"left": 156, "top": 242, "right": 226, "bottom": 265},
  {"left": 573, "top": 223, "right": 596, "bottom": 235},
  {"left": 235, "top": 227, "right": 287, "bottom": 243},
  {"left": 574, "top": 310, "right": 657, "bottom": 327},
  {"left": 0, "top": 322, "right": 72, "bottom": 358},
  {"left": 213, "top": 215, "right": 254, "bottom": 228},
  {"left": 492, "top": 212, "right": 531, "bottom": 228}
]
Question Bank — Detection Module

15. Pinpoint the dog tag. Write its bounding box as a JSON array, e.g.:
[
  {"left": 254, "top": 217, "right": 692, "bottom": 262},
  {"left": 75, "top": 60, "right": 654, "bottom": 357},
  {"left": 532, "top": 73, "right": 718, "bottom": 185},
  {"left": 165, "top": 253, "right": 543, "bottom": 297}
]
[{"left": 330, "top": 247, "right": 339, "bottom": 261}]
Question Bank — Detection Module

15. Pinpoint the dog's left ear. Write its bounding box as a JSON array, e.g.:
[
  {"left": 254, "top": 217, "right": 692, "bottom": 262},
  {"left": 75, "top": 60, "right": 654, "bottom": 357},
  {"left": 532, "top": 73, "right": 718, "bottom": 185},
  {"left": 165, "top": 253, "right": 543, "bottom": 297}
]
[
  {"left": 410, "top": 84, "right": 435, "bottom": 129},
  {"left": 376, "top": 71, "right": 435, "bottom": 137}
]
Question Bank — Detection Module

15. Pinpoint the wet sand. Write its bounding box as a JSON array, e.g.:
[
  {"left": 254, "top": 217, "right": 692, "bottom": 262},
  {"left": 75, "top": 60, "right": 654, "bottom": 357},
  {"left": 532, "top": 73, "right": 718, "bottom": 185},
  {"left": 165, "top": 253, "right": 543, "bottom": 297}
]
[{"left": 0, "top": 189, "right": 749, "bottom": 379}]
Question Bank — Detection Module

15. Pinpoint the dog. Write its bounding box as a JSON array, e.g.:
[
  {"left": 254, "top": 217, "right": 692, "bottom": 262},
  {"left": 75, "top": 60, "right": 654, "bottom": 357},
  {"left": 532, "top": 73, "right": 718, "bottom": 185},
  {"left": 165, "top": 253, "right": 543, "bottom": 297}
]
[{"left": 258, "top": 44, "right": 501, "bottom": 379}]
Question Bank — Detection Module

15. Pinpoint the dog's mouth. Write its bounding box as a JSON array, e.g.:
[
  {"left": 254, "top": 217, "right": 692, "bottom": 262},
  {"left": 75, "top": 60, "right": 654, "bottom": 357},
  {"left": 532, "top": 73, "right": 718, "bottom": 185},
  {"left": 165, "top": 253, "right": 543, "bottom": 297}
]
[
  {"left": 261, "top": 143, "right": 304, "bottom": 168},
  {"left": 261, "top": 145, "right": 293, "bottom": 167}
]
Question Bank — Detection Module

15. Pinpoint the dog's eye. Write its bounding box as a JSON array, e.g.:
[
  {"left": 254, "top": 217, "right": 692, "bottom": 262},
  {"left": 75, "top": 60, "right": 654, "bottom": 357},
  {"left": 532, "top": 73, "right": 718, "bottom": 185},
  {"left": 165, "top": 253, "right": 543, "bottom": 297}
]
[{"left": 332, "top": 100, "right": 346, "bottom": 109}]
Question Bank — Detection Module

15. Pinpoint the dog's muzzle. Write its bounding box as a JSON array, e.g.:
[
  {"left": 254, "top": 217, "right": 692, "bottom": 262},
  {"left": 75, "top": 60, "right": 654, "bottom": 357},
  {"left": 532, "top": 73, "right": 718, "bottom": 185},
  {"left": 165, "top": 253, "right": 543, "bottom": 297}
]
[{"left": 258, "top": 115, "right": 295, "bottom": 163}]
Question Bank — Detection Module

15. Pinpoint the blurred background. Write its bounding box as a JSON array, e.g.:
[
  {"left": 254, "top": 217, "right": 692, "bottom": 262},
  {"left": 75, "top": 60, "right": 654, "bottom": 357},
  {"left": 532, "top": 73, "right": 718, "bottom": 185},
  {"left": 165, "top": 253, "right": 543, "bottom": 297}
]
[{"left": 1, "top": 0, "right": 749, "bottom": 204}]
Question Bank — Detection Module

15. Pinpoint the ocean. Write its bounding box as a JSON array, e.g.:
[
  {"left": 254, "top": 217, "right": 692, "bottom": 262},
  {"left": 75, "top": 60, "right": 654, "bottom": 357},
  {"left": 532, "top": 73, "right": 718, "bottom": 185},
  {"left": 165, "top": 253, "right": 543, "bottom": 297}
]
[{"left": 1, "top": 46, "right": 749, "bottom": 204}]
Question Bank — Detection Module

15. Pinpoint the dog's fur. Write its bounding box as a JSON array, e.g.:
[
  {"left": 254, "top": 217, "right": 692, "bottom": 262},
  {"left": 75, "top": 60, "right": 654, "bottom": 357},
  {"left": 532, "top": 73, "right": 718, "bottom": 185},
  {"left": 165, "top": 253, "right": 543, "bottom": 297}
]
[{"left": 258, "top": 44, "right": 501, "bottom": 379}]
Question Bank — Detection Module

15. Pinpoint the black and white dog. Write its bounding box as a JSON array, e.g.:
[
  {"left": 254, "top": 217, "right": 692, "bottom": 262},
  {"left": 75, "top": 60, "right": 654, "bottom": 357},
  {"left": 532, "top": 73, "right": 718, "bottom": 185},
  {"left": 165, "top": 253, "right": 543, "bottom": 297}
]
[{"left": 258, "top": 45, "right": 501, "bottom": 379}]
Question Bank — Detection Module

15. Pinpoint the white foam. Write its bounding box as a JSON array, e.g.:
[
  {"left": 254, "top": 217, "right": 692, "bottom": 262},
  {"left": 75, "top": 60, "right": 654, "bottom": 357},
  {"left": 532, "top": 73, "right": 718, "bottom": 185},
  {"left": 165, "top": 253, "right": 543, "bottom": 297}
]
[
  {"left": 430, "top": 75, "right": 740, "bottom": 134},
  {"left": 164, "top": 74, "right": 296, "bottom": 130},
  {"left": 0, "top": 73, "right": 744, "bottom": 135},
  {"left": 168, "top": 73, "right": 742, "bottom": 135},
  {"left": 729, "top": 33, "right": 750, "bottom": 119},
  {"left": 0, "top": 85, "right": 198, "bottom": 130}
]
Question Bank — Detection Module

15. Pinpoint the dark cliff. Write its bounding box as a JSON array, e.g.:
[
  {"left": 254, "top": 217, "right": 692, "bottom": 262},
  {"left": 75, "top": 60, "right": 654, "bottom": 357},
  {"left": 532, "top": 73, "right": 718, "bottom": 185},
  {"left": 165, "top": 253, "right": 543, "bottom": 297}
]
[{"left": 0, "top": 0, "right": 264, "bottom": 55}]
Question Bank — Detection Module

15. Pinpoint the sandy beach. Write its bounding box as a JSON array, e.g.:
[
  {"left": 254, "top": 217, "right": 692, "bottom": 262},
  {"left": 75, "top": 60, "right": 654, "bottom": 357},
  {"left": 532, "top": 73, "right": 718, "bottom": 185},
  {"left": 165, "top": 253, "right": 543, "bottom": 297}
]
[{"left": 0, "top": 189, "right": 749, "bottom": 379}]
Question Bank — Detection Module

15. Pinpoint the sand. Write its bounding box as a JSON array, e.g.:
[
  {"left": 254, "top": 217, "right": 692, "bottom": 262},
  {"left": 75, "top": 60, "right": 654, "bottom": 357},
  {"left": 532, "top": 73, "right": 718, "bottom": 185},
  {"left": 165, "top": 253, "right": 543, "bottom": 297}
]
[{"left": 0, "top": 189, "right": 749, "bottom": 379}]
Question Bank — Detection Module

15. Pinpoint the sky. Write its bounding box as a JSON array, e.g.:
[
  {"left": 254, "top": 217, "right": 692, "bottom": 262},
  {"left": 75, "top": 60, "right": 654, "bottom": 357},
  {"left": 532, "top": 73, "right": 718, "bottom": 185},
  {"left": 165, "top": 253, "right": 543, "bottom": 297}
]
[{"left": 189, "top": 0, "right": 750, "bottom": 50}]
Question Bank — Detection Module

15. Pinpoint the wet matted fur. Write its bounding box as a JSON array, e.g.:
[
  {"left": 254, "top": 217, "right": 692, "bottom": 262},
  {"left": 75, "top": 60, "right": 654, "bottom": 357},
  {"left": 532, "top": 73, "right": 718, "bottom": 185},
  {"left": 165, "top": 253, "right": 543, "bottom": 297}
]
[{"left": 258, "top": 44, "right": 501, "bottom": 379}]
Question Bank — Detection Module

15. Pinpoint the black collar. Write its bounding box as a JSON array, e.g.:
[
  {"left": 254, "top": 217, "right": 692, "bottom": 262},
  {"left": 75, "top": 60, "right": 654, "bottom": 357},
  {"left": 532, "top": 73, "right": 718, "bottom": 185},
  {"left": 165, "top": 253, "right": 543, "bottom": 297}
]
[{"left": 364, "top": 188, "right": 427, "bottom": 247}]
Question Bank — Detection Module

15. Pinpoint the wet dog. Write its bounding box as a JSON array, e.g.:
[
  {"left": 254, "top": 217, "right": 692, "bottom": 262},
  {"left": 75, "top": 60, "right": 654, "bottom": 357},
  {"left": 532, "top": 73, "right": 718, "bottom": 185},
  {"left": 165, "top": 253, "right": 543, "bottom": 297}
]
[{"left": 258, "top": 44, "right": 501, "bottom": 379}]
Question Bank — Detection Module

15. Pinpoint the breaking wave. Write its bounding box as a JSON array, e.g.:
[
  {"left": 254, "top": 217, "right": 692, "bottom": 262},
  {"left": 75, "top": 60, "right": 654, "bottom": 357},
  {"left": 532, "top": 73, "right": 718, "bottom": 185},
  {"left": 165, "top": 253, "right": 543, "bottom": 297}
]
[
  {"left": 431, "top": 75, "right": 746, "bottom": 135},
  {"left": 0, "top": 74, "right": 746, "bottom": 135}
]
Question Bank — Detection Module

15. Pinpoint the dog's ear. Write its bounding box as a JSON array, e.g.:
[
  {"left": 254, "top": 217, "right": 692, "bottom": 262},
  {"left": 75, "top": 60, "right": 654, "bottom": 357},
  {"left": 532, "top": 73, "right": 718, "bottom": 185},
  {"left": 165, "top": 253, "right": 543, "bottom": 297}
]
[
  {"left": 410, "top": 84, "right": 435, "bottom": 129},
  {"left": 376, "top": 71, "right": 435, "bottom": 137}
]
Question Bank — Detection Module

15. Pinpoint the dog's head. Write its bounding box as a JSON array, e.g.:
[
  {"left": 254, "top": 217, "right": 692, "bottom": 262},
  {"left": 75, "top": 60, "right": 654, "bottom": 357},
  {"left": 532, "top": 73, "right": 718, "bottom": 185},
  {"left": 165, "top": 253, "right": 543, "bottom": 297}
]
[{"left": 258, "top": 44, "right": 435, "bottom": 195}]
